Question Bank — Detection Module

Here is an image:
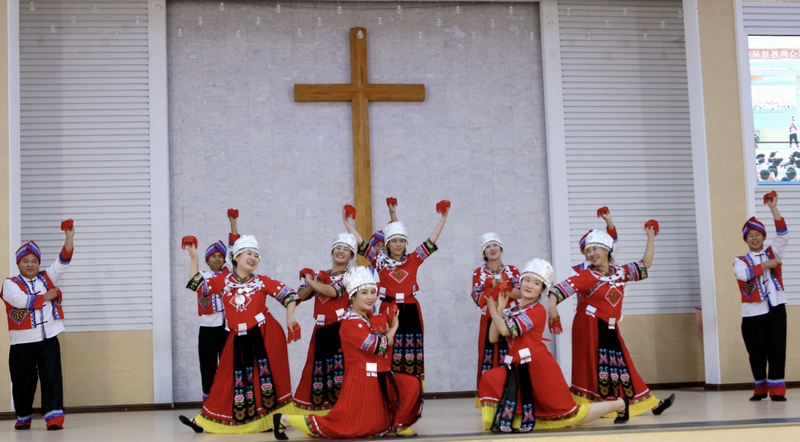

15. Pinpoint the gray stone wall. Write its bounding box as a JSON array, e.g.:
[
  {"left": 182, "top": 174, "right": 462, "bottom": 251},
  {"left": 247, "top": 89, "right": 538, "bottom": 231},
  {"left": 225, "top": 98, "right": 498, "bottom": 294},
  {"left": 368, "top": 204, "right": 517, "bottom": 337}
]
[{"left": 167, "top": 1, "right": 548, "bottom": 401}]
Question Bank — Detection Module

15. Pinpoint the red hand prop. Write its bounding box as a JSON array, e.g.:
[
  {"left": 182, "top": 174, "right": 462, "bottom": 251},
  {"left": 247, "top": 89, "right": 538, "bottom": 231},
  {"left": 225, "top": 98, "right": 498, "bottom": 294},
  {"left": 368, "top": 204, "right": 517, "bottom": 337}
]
[
  {"left": 492, "top": 281, "right": 513, "bottom": 299},
  {"left": 386, "top": 197, "right": 398, "bottom": 206},
  {"left": 370, "top": 313, "right": 389, "bottom": 333},
  {"left": 763, "top": 190, "right": 778, "bottom": 205},
  {"left": 436, "top": 200, "right": 451, "bottom": 214},
  {"left": 597, "top": 206, "right": 609, "bottom": 218},
  {"left": 299, "top": 268, "right": 316, "bottom": 281},
  {"left": 60, "top": 219, "right": 74, "bottom": 231},
  {"left": 287, "top": 323, "right": 302, "bottom": 343},
  {"left": 345, "top": 204, "right": 357, "bottom": 219},
  {"left": 227, "top": 208, "right": 239, "bottom": 218},
  {"left": 549, "top": 318, "right": 563, "bottom": 335},
  {"left": 181, "top": 235, "right": 198, "bottom": 250},
  {"left": 644, "top": 220, "right": 660, "bottom": 236},
  {"left": 478, "top": 279, "right": 495, "bottom": 309},
  {"left": 385, "top": 303, "right": 398, "bottom": 321},
  {"left": 317, "top": 271, "right": 332, "bottom": 285}
]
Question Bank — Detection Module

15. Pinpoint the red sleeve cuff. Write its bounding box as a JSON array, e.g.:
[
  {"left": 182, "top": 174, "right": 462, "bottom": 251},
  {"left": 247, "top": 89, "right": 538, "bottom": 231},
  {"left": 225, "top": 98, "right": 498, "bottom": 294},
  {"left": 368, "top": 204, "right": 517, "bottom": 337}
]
[
  {"left": 229, "top": 233, "right": 241, "bottom": 247},
  {"left": 752, "top": 264, "right": 764, "bottom": 278},
  {"left": 607, "top": 227, "right": 618, "bottom": 240},
  {"left": 775, "top": 218, "right": 787, "bottom": 230},
  {"left": 33, "top": 294, "right": 45, "bottom": 309},
  {"left": 59, "top": 247, "right": 73, "bottom": 263}
]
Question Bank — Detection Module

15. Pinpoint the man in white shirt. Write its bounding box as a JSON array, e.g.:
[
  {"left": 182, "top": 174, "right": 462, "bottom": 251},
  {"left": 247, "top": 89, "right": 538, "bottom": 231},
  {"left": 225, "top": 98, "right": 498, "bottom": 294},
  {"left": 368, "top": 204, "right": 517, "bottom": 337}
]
[
  {"left": 1, "top": 224, "right": 74, "bottom": 430},
  {"left": 733, "top": 196, "right": 788, "bottom": 401}
]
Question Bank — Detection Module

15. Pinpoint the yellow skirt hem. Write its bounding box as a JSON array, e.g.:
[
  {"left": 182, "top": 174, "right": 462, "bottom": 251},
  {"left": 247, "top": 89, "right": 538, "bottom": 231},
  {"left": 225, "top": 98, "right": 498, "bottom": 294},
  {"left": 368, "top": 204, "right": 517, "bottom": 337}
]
[{"left": 195, "top": 402, "right": 295, "bottom": 434}]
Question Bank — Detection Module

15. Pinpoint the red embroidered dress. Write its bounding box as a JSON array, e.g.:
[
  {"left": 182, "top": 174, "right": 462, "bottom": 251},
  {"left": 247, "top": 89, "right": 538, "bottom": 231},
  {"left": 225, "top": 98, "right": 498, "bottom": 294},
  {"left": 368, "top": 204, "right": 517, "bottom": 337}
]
[
  {"left": 471, "top": 264, "right": 520, "bottom": 386},
  {"left": 479, "top": 302, "right": 588, "bottom": 431},
  {"left": 193, "top": 273, "right": 298, "bottom": 434},
  {"left": 294, "top": 269, "right": 348, "bottom": 414},
  {"left": 287, "top": 309, "right": 422, "bottom": 438},
  {"left": 359, "top": 237, "right": 437, "bottom": 382},
  {"left": 549, "top": 261, "right": 659, "bottom": 416}
]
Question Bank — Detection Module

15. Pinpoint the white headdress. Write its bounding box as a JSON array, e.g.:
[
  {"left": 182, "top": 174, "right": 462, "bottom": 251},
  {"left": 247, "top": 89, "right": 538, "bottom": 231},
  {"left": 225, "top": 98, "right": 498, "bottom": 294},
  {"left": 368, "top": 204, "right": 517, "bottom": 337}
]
[
  {"left": 520, "top": 258, "right": 555, "bottom": 288},
  {"left": 232, "top": 235, "right": 259, "bottom": 259},
  {"left": 343, "top": 266, "right": 377, "bottom": 297},
  {"left": 331, "top": 232, "right": 358, "bottom": 255},
  {"left": 384, "top": 221, "right": 409, "bottom": 242},
  {"left": 481, "top": 232, "right": 503, "bottom": 252},
  {"left": 585, "top": 230, "right": 614, "bottom": 252}
]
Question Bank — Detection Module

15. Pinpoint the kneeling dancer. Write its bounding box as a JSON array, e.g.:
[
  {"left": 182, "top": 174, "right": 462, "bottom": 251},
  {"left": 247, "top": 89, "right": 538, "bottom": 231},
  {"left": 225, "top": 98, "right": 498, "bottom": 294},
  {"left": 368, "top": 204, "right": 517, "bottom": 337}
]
[
  {"left": 274, "top": 266, "right": 422, "bottom": 439},
  {"left": 479, "top": 258, "right": 628, "bottom": 431}
]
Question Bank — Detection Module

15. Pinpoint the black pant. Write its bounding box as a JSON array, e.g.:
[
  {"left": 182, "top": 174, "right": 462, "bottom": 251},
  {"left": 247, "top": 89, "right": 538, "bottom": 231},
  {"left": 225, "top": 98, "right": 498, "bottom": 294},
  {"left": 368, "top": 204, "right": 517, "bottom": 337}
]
[
  {"left": 9, "top": 336, "right": 64, "bottom": 417},
  {"left": 791, "top": 133, "right": 798, "bottom": 145},
  {"left": 199, "top": 325, "right": 229, "bottom": 395},
  {"left": 741, "top": 304, "right": 787, "bottom": 382}
]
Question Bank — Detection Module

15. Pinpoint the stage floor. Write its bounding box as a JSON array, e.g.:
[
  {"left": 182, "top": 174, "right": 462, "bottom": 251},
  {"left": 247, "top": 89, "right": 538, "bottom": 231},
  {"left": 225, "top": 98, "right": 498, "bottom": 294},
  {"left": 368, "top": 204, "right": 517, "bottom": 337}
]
[{"left": 2, "top": 389, "right": 799, "bottom": 442}]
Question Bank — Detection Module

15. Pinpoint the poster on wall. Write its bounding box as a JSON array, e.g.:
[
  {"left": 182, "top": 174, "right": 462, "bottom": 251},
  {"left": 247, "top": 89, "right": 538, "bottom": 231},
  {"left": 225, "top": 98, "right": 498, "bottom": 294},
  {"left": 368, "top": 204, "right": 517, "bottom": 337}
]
[{"left": 750, "top": 36, "right": 800, "bottom": 183}]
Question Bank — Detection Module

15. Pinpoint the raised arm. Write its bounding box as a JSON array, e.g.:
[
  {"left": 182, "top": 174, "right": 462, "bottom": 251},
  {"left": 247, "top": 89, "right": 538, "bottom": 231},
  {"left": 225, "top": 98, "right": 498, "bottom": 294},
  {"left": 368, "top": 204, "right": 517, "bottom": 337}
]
[
  {"left": 45, "top": 224, "right": 75, "bottom": 284},
  {"left": 187, "top": 243, "right": 200, "bottom": 277},
  {"left": 642, "top": 226, "right": 655, "bottom": 269},
  {"left": 64, "top": 225, "right": 74, "bottom": 254},
  {"left": 388, "top": 201, "right": 398, "bottom": 223},
  {"left": 767, "top": 195, "right": 789, "bottom": 258},
  {"left": 429, "top": 207, "right": 449, "bottom": 244},
  {"left": 342, "top": 206, "right": 364, "bottom": 244}
]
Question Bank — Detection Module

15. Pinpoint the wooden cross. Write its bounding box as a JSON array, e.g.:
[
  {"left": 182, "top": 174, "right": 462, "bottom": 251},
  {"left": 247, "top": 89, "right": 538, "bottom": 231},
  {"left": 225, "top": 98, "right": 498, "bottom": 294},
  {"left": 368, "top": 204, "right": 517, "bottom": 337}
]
[{"left": 294, "top": 27, "right": 425, "bottom": 256}]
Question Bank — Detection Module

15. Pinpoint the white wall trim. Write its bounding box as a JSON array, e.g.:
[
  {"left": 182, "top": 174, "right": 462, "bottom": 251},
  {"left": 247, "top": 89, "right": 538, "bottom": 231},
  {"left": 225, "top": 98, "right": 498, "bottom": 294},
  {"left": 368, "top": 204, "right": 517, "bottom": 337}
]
[
  {"left": 735, "top": 0, "right": 758, "bottom": 218},
  {"left": 683, "top": 0, "right": 721, "bottom": 385},
  {"left": 7, "top": 0, "right": 20, "bottom": 412},
  {"left": 540, "top": 0, "right": 573, "bottom": 382},
  {"left": 148, "top": 0, "right": 173, "bottom": 404}
]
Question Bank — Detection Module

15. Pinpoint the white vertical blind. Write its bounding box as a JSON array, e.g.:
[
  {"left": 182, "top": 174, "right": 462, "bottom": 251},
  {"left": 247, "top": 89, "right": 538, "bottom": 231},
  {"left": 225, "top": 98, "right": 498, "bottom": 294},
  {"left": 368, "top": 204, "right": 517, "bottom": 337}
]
[
  {"left": 558, "top": 0, "right": 700, "bottom": 314},
  {"left": 743, "top": 1, "right": 800, "bottom": 305},
  {"left": 18, "top": 0, "right": 154, "bottom": 331}
]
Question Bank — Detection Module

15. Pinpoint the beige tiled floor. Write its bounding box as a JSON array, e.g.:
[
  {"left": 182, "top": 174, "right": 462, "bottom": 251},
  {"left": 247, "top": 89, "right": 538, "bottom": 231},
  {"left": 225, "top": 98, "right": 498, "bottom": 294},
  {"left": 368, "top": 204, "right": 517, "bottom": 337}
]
[{"left": 2, "top": 389, "right": 798, "bottom": 442}]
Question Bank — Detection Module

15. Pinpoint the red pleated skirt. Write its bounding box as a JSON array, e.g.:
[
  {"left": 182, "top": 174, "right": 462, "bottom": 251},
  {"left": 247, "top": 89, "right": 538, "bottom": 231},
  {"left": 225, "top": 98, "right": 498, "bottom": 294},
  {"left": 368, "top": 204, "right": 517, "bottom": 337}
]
[
  {"left": 196, "top": 314, "right": 294, "bottom": 433},
  {"left": 291, "top": 368, "right": 422, "bottom": 438},
  {"left": 479, "top": 346, "right": 580, "bottom": 422},
  {"left": 570, "top": 312, "right": 657, "bottom": 414}
]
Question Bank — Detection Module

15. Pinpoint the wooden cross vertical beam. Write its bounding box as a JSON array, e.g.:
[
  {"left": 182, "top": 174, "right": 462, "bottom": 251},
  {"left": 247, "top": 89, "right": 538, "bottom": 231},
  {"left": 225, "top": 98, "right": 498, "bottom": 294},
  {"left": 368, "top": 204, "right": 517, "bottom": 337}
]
[{"left": 294, "top": 28, "right": 425, "bottom": 255}]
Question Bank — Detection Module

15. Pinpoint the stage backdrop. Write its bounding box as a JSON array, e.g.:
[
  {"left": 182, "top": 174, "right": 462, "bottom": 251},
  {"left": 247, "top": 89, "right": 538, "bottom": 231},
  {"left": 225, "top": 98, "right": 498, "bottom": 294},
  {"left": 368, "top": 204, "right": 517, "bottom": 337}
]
[{"left": 167, "top": 1, "right": 547, "bottom": 401}]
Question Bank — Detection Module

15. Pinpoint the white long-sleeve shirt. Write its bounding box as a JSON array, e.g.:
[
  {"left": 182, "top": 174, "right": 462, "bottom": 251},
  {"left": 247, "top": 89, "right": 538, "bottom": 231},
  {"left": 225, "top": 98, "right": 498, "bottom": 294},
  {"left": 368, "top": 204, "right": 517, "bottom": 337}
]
[
  {"left": 3, "top": 256, "right": 70, "bottom": 345},
  {"left": 733, "top": 224, "right": 789, "bottom": 318}
]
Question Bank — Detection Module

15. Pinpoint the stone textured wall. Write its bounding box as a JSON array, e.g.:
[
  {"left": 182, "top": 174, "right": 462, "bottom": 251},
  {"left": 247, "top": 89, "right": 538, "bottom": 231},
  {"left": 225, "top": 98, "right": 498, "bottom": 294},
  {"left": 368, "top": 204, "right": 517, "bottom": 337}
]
[{"left": 167, "top": 1, "right": 547, "bottom": 401}]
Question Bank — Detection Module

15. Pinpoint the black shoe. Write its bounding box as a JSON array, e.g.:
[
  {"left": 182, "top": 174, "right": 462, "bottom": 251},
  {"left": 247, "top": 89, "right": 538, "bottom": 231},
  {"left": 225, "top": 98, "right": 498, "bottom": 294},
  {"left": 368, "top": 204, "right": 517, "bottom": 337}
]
[
  {"left": 47, "top": 424, "right": 63, "bottom": 431},
  {"left": 652, "top": 393, "right": 676, "bottom": 415},
  {"left": 179, "top": 415, "right": 204, "bottom": 433},
  {"left": 749, "top": 394, "right": 768, "bottom": 401},
  {"left": 771, "top": 395, "right": 787, "bottom": 402},
  {"left": 614, "top": 398, "right": 630, "bottom": 424},
  {"left": 274, "top": 413, "right": 288, "bottom": 441}
]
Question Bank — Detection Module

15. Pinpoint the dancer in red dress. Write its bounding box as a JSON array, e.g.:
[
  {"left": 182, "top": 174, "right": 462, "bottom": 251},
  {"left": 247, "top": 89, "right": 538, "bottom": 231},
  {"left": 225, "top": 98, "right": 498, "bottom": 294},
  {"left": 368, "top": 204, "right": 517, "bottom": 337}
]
[
  {"left": 471, "top": 232, "right": 520, "bottom": 388},
  {"left": 274, "top": 266, "right": 422, "bottom": 439},
  {"left": 293, "top": 233, "right": 358, "bottom": 414},
  {"left": 342, "top": 202, "right": 449, "bottom": 384},
  {"left": 479, "top": 258, "right": 628, "bottom": 431},
  {"left": 179, "top": 235, "right": 299, "bottom": 433},
  {"left": 548, "top": 228, "right": 675, "bottom": 417}
]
